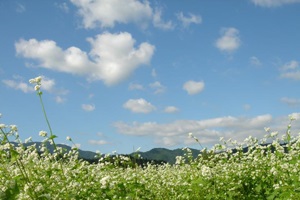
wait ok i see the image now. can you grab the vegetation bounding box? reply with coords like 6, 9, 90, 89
1, 76, 300, 199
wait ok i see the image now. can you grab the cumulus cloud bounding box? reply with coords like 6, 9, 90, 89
176, 12, 202, 28
15, 32, 155, 86
183, 80, 205, 95
114, 113, 300, 147
251, 0, 300, 7
281, 97, 300, 107
215, 27, 241, 53
70, 0, 153, 29
279, 60, 300, 80
82, 104, 95, 112
123, 98, 156, 113
164, 106, 179, 113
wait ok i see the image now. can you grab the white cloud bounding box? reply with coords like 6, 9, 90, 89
55, 96, 66, 104
149, 81, 166, 94
56, 2, 69, 13
279, 60, 300, 80
88, 140, 109, 145
123, 98, 156, 113
128, 83, 144, 90
114, 113, 300, 147
2, 79, 33, 93
281, 97, 300, 107
176, 12, 202, 28
70, 0, 153, 29
15, 32, 155, 86
251, 0, 300, 7
153, 8, 174, 30
183, 80, 205, 95
250, 56, 262, 66
280, 60, 299, 71
215, 28, 241, 53
164, 106, 179, 113
82, 104, 95, 112
2, 75, 57, 93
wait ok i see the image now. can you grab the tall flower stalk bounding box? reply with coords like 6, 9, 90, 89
29, 76, 65, 175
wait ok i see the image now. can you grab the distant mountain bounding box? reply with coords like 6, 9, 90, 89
11, 141, 98, 160
10, 142, 200, 164
134, 148, 201, 164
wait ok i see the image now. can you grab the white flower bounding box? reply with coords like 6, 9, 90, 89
25, 137, 32, 143
39, 130, 47, 137
35, 76, 42, 83
188, 132, 193, 138
0, 124, 6, 129
10, 125, 18, 132
34, 85, 41, 91
66, 136, 71, 141
264, 127, 270, 132
270, 131, 278, 137
29, 79, 36, 84
29, 76, 42, 84
100, 176, 110, 186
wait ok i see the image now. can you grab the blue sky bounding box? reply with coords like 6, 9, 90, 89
1, 0, 300, 154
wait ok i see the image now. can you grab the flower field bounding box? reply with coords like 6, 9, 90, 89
1, 77, 300, 199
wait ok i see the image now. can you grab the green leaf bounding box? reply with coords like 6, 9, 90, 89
49, 135, 57, 140
10, 149, 19, 162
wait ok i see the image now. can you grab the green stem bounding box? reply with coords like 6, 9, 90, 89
38, 93, 57, 150
37, 92, 66, 176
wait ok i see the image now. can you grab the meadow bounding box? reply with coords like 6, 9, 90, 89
1, 76, 300, 199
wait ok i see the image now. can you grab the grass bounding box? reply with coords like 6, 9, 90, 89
1, 76, 300, 199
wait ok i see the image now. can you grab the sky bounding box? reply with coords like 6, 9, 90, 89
1, 0, 300, 154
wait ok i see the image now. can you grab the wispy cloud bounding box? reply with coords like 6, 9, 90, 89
153, 8, 174, 30
176, 12, 202, 28
279, 60, 300, 80
250, 56, 262, 66
123, 98, 156, 113
88, 139, 109, 145
2, 79, 33, 93
15, 32, 155, 86
164, 106, 179, 113
55, 2, 69, 13
114, 113, 300, 147
183, 80, 205, 95
215, 27, 241, 53
251, 0, 300, 7
128, 83, 144, 90
149, 81, 166, 94
281, 97, 300, 107
82, 104, 95, 112
16, 3, 26, 13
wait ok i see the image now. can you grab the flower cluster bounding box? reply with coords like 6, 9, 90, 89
29, 76, 42, 93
